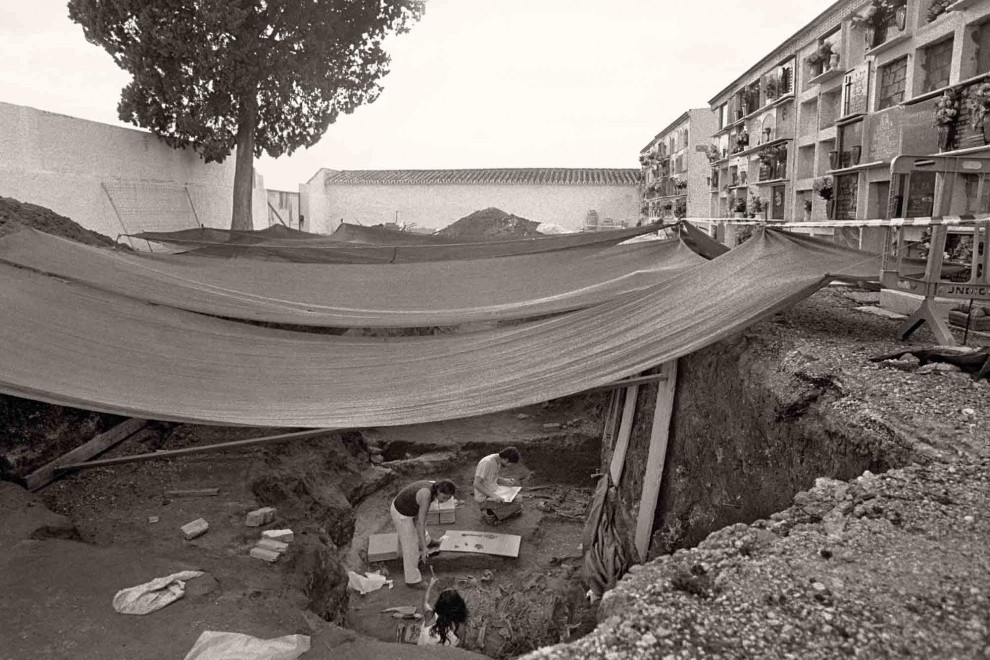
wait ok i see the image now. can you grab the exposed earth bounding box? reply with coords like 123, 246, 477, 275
1, 196, 989, 659
437, 207, 543, 240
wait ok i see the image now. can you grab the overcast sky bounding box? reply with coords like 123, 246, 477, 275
1, 0, 832, 191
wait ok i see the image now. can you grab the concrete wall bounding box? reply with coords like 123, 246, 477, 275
301, 172, 641, 233
0, 102, 267, 245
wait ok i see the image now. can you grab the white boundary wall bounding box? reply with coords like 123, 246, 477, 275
300, 171, 641, 234
0, 102, 267, 244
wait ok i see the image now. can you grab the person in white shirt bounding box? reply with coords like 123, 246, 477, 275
472, 446, 521, 503
417, 577, 467, 647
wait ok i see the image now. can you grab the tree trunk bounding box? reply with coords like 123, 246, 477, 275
231, 92, 257, 231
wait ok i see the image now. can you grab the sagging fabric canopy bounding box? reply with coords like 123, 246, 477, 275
0, 228, 704, 327
130, 224, 318, 245
138, 224, 667, 263
676, 222, 730, 260
329, 223, 456, 245
0, 229, 883, 428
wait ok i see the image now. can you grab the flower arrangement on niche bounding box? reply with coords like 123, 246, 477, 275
965, 82, 990, 129
926, 0, 953, 23
732, 197, 747, 214
764, 73, 779, 102
933, 90, 959, 126
674, 198, 687, 219
705, 144, 721, 164
851, 0, 907, 46
813, 177, 834, 201
748, 193, 766, 218
806, 41, 833, 67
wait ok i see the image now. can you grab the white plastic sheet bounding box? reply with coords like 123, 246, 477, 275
347, 570, 391, 595
112, 570, 204, 615
183, 631, 310, 660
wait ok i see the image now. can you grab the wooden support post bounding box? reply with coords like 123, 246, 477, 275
635, 360, 678, 562
609, 384, 640, 485
55, 427, 336, 474
24, 418, 148, 491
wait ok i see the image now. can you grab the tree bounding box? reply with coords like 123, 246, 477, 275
68, 0, 425, 230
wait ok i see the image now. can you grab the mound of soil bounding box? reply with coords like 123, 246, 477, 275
0, 195, 117, 246
438, 207, 543, 241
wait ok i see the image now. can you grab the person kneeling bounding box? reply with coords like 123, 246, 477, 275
418, 577, 467, 647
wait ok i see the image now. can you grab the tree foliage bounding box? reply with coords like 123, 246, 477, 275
69, 0, 424, 162
68, 0, 425, 228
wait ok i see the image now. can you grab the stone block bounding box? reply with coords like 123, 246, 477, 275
427, 499, 456, 525
262, 529, 294, 543
256, 538, 289, 553
181, 518, 209, 540
245, 506, 276, 527
368, 533, 399, 562
250, 546, 281, 562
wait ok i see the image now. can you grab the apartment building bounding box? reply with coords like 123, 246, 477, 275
643, 0, 990, 247
639, 109, 717, 222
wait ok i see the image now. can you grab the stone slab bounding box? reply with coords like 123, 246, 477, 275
438, 530, 521, 558
855, 305, 907, 320
879, 290, 954, 318
245, 506, 276, 527
256, 538, 289, 553
249, 546, 281, 563
180, 518, 208, 540
262, 529, 294, 543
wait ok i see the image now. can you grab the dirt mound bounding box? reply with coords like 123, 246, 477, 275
437, 207, 543, 241
0, 195, 117, 246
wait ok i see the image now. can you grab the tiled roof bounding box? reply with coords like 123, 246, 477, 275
322, 168, 640, 186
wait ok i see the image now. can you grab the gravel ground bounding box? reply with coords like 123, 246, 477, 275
528, 459, 990, 659
525, 286, 990, 660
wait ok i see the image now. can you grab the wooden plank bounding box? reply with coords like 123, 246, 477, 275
25, 418, 148, 491
635, 360, 678, 562
54, 427, 336, 473
609, 384, 640, 485
165, 488, 219, 498
439, 530, 521, 558
582, 373, 667, 395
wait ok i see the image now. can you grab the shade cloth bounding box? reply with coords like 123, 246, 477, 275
329, 222, 455, 245
676, 221, 731, 260
163, 224, 667, 263
0, 228, 703, 327
0, 229, 886, 427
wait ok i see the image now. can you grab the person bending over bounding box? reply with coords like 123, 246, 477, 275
417, 577, 468, 647
389, 479, 455, 587
473, 446, 520, 504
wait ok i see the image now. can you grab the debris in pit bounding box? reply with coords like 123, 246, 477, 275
180, 518, 209, 540
870, 345, 990, 379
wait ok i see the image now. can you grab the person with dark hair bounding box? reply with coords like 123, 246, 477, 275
473, 447, 521, 524
390, 479, 456, 587
417, 577, 468, 647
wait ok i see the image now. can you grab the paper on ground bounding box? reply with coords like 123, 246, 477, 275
183, 631, 310, 660
494, 485, 522, 502
112, 570, 204, 615
347, 570, 391, 595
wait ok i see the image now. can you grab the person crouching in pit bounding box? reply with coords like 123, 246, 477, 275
473, 446, 521, 524
389, 479, 455, 588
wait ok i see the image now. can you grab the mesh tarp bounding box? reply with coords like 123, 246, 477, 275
136, 223, 668, 263
0, 229, 884, 427
102, 181, 200, 243
0, 228, 703, 327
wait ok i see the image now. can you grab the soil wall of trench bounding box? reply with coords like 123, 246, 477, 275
607, 325, 913, 561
